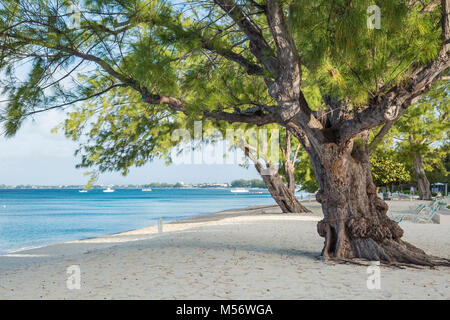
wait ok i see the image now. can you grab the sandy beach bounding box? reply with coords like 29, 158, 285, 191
0, 200, 449, 300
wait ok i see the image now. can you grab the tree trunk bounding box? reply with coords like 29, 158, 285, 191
284, 159, 296, 194
256, 165, 310, 213
413, 153, 432, 200
239, 139, 310, 214
302, 138, 449, 266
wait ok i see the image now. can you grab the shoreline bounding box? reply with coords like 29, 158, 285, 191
0, 188, 316, 256
0, 202, 318, 256
0, 201, 322, 276
1, 199, 449, 299
0, 203, 280, 256
0, 197, 433, 257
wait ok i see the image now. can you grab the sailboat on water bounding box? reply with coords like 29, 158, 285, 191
230, 188, 249, 193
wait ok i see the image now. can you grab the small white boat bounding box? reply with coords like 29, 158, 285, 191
103, 187, 115, 193
230, 188, 249, 193
78, 190, 88, 193
142, 188, 152, 192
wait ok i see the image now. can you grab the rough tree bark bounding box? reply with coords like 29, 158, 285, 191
413, 153, 432, 200
286, 127, 449, 266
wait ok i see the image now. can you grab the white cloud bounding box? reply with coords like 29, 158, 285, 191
0, 109, 76, 159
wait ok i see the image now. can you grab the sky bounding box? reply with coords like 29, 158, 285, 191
0, 109, 260, 186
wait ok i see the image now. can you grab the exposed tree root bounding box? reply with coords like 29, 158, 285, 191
308, 131, 450, 268
332, 257, 428, 269
368, 239, 447, 266
341, 238, 450, 268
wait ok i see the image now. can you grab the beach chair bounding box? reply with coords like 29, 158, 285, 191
391, 216, 403, 224
427, 199, 447, 210
410, 203, 427, 215
436, 200, 447, 210
413, 204, 439, 223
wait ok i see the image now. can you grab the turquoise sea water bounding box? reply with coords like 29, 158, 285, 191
0, 188, 280, 254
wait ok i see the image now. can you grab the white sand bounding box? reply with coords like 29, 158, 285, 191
0, 200, 449, 299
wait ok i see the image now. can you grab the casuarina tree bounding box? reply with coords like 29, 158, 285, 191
395, 81, 449, 200
1, 0, 449, 266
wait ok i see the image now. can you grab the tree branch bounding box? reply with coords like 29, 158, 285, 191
293, 143, 301, 164
141, 89, 281, 125
201, 41, 265, 75
4, 30, 135, 87
285, 130, 291, 159
338, 0, 450, 143
264, 0, 303, 120
265, 0, 299, 75
22, 83, 126, 117
204, 105, 282, 125
238, 137, 273, 171
442, 0, 450, 53
367, 120, 395, 154
262, 0, 325, 148
423, 0, 441, 13
213, 0, 279, 74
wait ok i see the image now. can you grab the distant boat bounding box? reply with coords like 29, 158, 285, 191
142, 188, 152, 192
230, 188, 249, 193
103, 187, 115, 193
78, 190, 88, 193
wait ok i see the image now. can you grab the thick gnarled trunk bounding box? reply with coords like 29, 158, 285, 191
305, 139, 449, 266
413, 153, 432, 200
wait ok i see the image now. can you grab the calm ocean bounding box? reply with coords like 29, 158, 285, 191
0, 188, 280, 254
